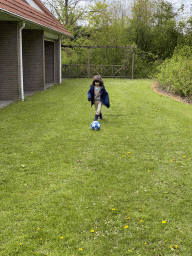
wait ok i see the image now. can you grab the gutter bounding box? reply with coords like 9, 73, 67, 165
19, 21, 25, 101
0, 8, 73, 37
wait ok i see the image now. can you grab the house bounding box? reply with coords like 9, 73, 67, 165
0, 0, 72, 102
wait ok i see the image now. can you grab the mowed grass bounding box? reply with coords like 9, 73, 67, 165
0, 78, 192, 256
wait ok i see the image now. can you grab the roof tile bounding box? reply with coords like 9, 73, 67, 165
0, 0, 72, 36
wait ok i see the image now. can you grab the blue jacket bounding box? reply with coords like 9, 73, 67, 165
88, 85, 110, 108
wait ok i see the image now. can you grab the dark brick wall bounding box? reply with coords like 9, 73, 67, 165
0, 24, 62, 101
0, 21, 20, 100
45, 41, 54, 83
22, 29, 45, 92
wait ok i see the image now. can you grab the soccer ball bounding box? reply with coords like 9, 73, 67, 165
91, 121, 101, 131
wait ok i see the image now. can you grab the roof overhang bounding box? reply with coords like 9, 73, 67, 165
0, 8, 73, 39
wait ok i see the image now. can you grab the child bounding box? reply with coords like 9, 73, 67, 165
88, 75, 110, 121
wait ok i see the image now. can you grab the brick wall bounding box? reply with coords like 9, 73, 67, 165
0, 21, 20, 100
22, 29, 45, 92
0, 24, 62, 101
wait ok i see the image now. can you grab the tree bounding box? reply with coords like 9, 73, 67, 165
130, 0, 154, 51
130, 0, 179, 59
41, 0, 94, 31
149, 0, 178, 59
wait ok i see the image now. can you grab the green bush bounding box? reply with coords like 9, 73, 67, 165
133, 48, 159, 78
155, 46, 192, 97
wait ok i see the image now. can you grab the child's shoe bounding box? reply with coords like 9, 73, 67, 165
98, 113, 103, 120
94, 114, 99, 121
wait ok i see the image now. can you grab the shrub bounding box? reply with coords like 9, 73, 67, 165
132, 48, 159, 78
155, 46, 192, 97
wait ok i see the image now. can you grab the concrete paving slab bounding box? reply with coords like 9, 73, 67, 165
0, 84, 54, 109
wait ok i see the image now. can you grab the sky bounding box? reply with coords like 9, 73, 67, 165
169, 0, 191, 12
169, 0, 192, 20
169, 0, 191, 8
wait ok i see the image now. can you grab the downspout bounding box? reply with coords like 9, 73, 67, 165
19, 22, 25, 101
59, 35, 63, 83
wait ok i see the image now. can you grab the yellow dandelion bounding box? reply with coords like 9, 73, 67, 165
126, 217, 130, 219
60, 236, 63, 239
124, 225, 128, 228
37, 228, 40, 230
19, 243, 22, 246
79, 248, 83, 251
162, 220, 166, 224
140, 219, 143, 222
144, 242, 147, 245
175, 245, 178, 249
122, 155, 125, 158
148, 170, 151, 173
183, 156, 186, 158
170, 245, 172, 249
112, 208, 115, 211
90, 230, 94, 233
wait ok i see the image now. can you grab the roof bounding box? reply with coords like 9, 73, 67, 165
0, 0, 72, 37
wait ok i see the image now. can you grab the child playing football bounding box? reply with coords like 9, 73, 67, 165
88, 75, 110, 121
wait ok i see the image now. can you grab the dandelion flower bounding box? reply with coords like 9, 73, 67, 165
148, 170, 151, 173
170, 245, 172, 249
60, 236, 63, 239
37, 228, 40, 230
20, 243, 22, 246
144, 242, 147, 245
90, 230, 94, 233
140, 219, 143, 222
126, 217, 130, 219
79, 248, 83, 251
124, 225, 128, 228
112, 208, 115, 211
175, 245, 178, 249
183, 156, 186, 158
162, 220, 166, 224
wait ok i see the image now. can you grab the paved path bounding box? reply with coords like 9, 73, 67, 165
0, 83, 54, 109
0, 100, 14, 108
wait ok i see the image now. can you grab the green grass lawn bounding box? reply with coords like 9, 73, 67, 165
0, 78, 192, 255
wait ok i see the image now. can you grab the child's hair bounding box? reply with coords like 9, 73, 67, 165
92, 75, 104, 86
